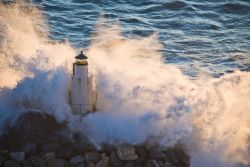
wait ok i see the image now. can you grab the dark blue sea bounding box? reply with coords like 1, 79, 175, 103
32, 0, 250, 77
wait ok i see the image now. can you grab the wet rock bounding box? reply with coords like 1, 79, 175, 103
5, 112, 65, 145
4, 160, 21, 167
72, 136, 96, 153
47, 158, 66, 167
147, 160, 159, 167
84, 152, 101, 162
100, 144, 115, 154
42, 143, 60, 153
57, 147, 77, 159
175, 149, 190, 167
145, 138, 158, 150
1, 149, 9, 155
135, 146, 148, 166
156, 160, 164, 166
21, 160, 33, 167
136, 157, 146, 166
77, 164, 86, 167
70, 155, 85, 166
70, 143, 85, 155
22, 143, 37, 155
125, 161, 136, 167
100, 153, 107, 159
87, 161, 95, 167
135, 146, 147, 158
43, 152, 56, 160
110, 151, 123, 167
163, 161, 175, 167
57, 136, 72, 147
10, 152, 25, 163
30, 156, 47, 167
165, 149, 180, 166
14, 112, 64, 133
0, 155, 7, 165
96, 156, 109, 167
149, 147, 165, 160
117, 145, 138, 160
162, 161, 176, 167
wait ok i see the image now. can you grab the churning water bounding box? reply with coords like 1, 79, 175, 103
36, 0, 250, 77
0, 1, 249, 167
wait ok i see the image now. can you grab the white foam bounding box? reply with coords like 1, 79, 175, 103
0, 3, 249, 167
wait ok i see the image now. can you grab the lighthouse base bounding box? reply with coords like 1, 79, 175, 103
71, 104, 95, 114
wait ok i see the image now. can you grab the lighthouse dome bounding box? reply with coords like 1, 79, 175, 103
75, 51, 88, 60
75, 51, 88, 65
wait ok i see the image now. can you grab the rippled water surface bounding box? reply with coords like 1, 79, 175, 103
33, 0, 250, 77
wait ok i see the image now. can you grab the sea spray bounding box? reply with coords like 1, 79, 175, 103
81, 22, 250, 166
190, 71, 250, 166
81, 22, 194, 147
0, 2, 249, 167
0, 2, 75, 127
0, 2, 75, 88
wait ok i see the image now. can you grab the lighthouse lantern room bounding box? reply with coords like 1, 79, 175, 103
71, 51, 96, 114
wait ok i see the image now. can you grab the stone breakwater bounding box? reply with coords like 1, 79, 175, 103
0, 112, 190, 167
0, 143, 189, 167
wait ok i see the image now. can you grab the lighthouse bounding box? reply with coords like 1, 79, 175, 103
71, 51, 97, 114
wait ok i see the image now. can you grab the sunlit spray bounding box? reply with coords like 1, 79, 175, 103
0, 2, 249, 167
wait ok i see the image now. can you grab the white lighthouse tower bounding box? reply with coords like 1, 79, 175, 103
71, 51, 96, 114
